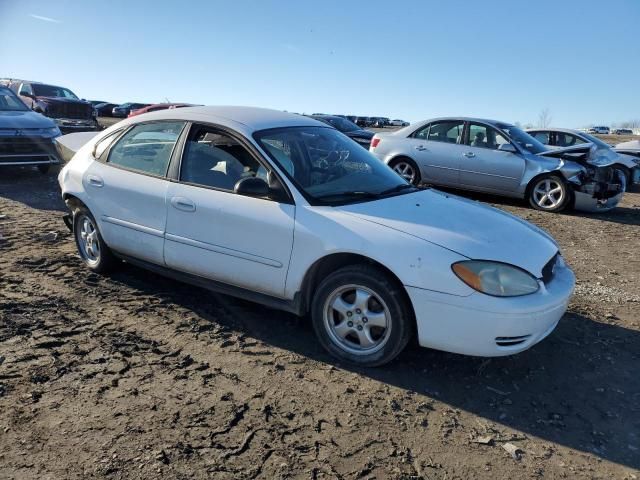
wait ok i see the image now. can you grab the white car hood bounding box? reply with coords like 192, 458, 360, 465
339, 189, 558, 278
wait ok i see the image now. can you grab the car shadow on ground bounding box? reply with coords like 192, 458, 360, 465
0, 168, 65, 212
109, 263, 640, 471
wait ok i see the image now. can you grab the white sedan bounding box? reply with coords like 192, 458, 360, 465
58, 106, 575, 366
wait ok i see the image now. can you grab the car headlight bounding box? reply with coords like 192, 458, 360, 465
44, 126, 62, 137
452, 260, 540, 297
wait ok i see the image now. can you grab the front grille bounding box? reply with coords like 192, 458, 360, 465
541, 253, 558, 284
0, 137, 55, 155
496, 335, 531, 347
47, 102, 92, 120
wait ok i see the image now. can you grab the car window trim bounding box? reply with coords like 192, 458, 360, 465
169, 121, 295, 205
103, 119, 188, 180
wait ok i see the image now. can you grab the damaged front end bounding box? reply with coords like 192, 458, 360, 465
538, 144, 626, 212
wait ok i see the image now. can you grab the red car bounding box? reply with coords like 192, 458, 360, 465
127, 103, 196, 117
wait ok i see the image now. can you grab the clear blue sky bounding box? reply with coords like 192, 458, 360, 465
1, 0, 638, 127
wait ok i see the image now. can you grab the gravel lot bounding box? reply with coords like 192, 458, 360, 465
0, 165, 639, 479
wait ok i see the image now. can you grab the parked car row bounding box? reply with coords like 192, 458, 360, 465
1, 78, 99, 134
56, 106, 576, 367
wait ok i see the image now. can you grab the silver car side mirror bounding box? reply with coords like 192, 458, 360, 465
498, 143, 517, 153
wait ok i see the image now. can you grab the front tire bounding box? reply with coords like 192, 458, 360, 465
389, 157, 421, 186
311, 265, 413, 367
73, 207, 117, 273
528, 175, 571, 212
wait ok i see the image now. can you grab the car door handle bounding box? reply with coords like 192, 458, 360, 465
170, 196, 196, 212
463, 152, 476, 158
415, 145, 427, 151
87, 175, 104, 187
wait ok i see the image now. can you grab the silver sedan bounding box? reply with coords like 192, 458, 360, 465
370, 117, 626, 212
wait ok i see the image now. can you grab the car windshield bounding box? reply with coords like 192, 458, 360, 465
0, 88, 29, 111
322, 117, 360, 133
32, 84, 79, 99
498, 124, 547, 154
578, 132, 611, 149
254, 126, 414, 205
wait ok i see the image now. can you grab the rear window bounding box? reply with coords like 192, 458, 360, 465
108, 121, 185, 176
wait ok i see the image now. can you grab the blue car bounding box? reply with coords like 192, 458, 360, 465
0, 85, 61, 173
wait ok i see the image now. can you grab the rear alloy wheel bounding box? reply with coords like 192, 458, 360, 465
311, 265, 413, 366
528, 175, 570, 212
73, 207, 117, 273
390, 158, 421, 186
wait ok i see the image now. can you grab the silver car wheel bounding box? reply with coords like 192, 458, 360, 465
393, 162, 416, 183
323, 284, 391, 356
533, 178, 565, 209
76, 215, 101, 266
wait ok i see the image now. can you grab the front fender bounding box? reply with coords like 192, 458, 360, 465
285, 205, 475, 300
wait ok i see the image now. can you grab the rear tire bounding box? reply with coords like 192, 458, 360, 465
389, 157, 421, 186
311, 264, 413, 367
528, 175, 571, 212
73, 206, 118, 273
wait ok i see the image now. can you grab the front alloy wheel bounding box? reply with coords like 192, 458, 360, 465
311, 265, 413, 366
529, 175, 569, 212
323, 285, 391, 355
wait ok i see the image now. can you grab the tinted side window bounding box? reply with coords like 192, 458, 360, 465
467, 123, 510, 150
108, 121, 184, 176
428, 121, 464, 143
531, 131, 550, 144
180, 127, 264, 191
94, 129, 125, 160
412, 124, 431, 139
557, 133, 585, 147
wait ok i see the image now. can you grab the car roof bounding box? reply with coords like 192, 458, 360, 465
410, 117, 516, 130
109, 106, 325, 134
526, 127, 587, 135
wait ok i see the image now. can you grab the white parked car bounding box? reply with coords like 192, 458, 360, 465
58, 106, 574, 366
389, 119, 410, 127
588, 126, 610, 135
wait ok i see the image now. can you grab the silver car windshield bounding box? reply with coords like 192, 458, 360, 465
578, 132, 611, 149
498, 124, 547, 154
255, 126, 413, 204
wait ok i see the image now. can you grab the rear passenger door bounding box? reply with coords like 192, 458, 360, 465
407, 120, 464, 185
163, 124, 295, 298
458, 122, 525, 194
83, 121, 186, 264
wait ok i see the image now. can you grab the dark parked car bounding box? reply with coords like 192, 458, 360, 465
112, 103, 150, 118
0, 85, 61, 173
2, 79, 99, 133
613, 128, 633, 135
355, 116, 373, 127
310, 115, 375, 148
89, 100, 108, 106
93, 102, 119, 117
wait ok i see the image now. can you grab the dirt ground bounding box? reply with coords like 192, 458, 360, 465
0, 166, 639, 480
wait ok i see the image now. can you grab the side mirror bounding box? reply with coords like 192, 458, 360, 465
498, 143, 517, 153
234, 176, 270, 198
20, 91, 34, 98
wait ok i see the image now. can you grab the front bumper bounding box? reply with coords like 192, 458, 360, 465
406, 261, 575, 357
53, 118, 99, 133
0, 135, 61, 167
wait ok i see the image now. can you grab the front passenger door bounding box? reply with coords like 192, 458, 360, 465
163, 124, 295, 298
458, 123, 525, 194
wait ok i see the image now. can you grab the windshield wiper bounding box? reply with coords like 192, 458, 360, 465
314, 191, 382, 201
378, 184, 418, 196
